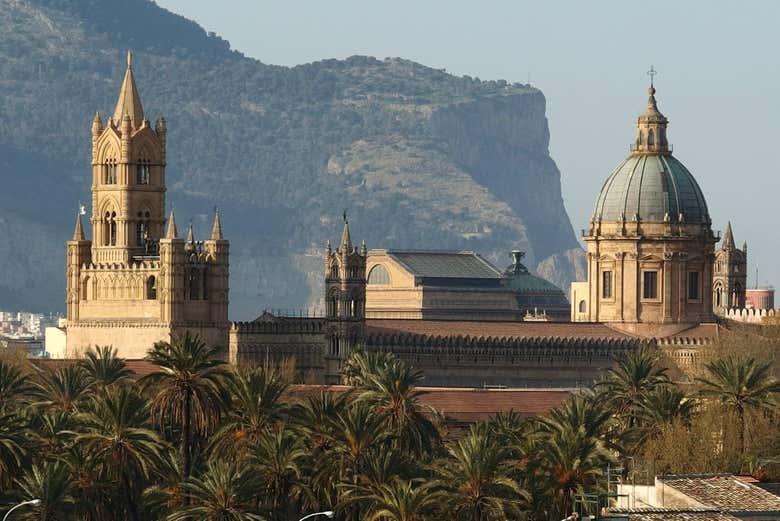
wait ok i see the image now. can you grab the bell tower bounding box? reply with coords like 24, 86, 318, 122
324, 215, 367, 382
64, 51, 229, 359
90, 50, 166, 265
713, 222, 747, 313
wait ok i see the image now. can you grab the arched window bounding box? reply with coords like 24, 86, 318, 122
81, 276, 90, 301
326, 291, 339, 317
188, 269, 200, 300
368, 264, 390, 285
647, 129, 655, 146
715, 286, 722, 307
638, 130, 644, 145
578, 300, 587, 313
136, 159, 151, 185
104, 158, 117, 184
330, 263, 339, 280
146, 276, 157, 300
104, 211, 117, 246
136, 210, 151, 247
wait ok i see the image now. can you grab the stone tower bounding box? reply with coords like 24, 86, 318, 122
64, 51, 229, 358
713, 222, 747, 313
574, 81, 718, 334
324, 216, 367, 382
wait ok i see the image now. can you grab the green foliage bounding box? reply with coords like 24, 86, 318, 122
0, 0, 580, 316
1, 332, 778, 520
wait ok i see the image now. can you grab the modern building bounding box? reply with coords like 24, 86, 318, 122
746, 287, 775, 310
64, 52, 229, 358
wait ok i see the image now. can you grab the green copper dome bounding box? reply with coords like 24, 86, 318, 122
594, 154, 710, 224
594, 86, 710, 225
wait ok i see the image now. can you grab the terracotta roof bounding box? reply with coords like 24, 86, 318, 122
667, 324, 721, 341
366, 319, 632, 340
610, 508, 740, 521
289, 384, 571, 422
659, 474, 780, 512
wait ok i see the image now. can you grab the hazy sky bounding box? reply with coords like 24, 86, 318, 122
158, 0, 780, 289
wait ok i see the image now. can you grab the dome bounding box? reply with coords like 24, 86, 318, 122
593, 85, 710, 224
594, 154, 710, 223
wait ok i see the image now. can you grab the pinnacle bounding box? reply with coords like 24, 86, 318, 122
72, 212, 85, 241
112, 50, 145, 128
210, 208, 223, 240
165, 210, 178, 239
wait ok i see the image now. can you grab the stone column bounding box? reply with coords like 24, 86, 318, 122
663, 252, 673, 321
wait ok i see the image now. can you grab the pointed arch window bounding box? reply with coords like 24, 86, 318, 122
330, 263, 339, 280
136, 159, 151, 185
136, 210, 151, 247
146, 276, 157, 300
104, 158, 118, 184
105, 211, 117, 246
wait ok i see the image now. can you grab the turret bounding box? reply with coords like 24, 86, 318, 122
324, 215, 367, 383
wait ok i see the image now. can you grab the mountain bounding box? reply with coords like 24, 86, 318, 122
0, 0, 584, 319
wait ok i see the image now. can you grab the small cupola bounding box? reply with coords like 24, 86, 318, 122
633, 70, 670, 155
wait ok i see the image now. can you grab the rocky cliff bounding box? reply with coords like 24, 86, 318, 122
0, 0, 584, 318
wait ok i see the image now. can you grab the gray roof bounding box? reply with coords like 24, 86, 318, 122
659, 474, 780, 512
385, 250, 502, 279
594, 154, 709, 223
610, 508, 740, 521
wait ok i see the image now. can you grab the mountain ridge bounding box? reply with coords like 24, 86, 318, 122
0, 0, 584, 318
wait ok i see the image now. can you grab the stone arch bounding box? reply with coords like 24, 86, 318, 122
647, 128, 655, 146
368, 264, 390, 285
578, 299, 587, 313
146, 276, 157, 300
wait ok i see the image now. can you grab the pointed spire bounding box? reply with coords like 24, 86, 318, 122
360, 239, 367, 256
72, 212, 85, 241
186, 222, 195, 243
210, 208, 223, 240
165, 210, 178, 239
339, 212, 352, 252
722, 221, 736, 250
92, 112, 103, 134
633, 68, 670, 155
112, 49, 144, 128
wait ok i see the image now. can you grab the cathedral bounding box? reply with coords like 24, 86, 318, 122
64, 52, 229, 358
62, 54, 743, 387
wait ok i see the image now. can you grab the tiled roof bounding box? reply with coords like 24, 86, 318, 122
610, 508, 740, 521
288, 385, 571, 422
366, 319, 633, 340
667, 324, 720, 341
659, 474, 780, 512
386, 251, 502, 279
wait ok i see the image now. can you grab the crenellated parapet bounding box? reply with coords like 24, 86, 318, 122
722, 307, 778, 324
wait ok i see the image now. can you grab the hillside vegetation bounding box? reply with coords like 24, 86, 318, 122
0, 0, 583, 317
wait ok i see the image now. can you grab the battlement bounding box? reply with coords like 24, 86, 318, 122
722, 307, 779, 324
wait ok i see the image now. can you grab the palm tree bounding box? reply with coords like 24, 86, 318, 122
0, 410, 27, 488
32, 363, 91, 413
355, 355, 440, 457
323, 401, 390, 521
437, 424, 526, 521
14, 461, 75, 520
141, 331, 230, 481
536, 394, 615, 518
359, 478, 441, 521
79, 345, 131, 388
632, 385, 695, 448
27, 409, 74, 459
209, 365, 289, 459
71, 386, 170, 521
697, 354, 780, 455
250, 427, 307, 519
596, 346, 670, 431
166, 460, 264, 521
0, 358, 32, 409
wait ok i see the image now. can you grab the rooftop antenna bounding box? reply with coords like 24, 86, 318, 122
756, 264, 759, 289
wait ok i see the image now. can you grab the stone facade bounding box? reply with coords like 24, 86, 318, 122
573, 84, 720, 335
64, 52, 229, 358
712, 222, 747, 313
